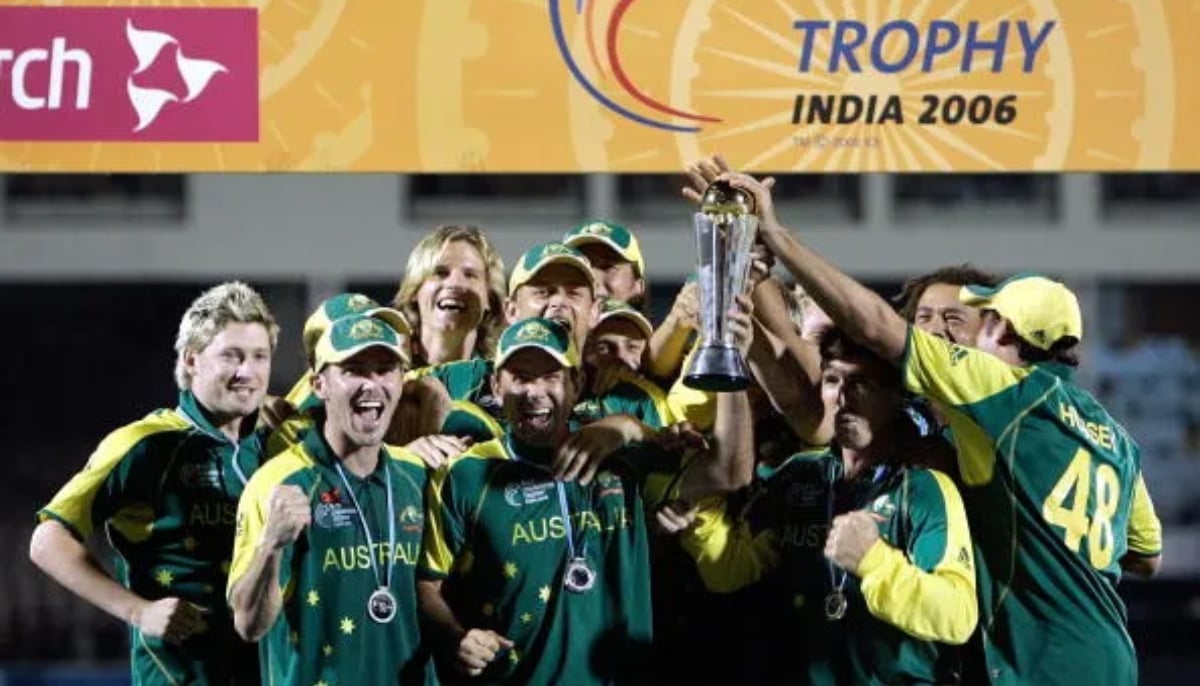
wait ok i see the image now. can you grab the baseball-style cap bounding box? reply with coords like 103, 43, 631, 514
302, 293, 410, 363
313, 313, 410, 372
563, 220, 646, 277
594, 298, 653, 339
495, 317, 580, 370
508, 242, 597, 294
959, 273, 1083, 350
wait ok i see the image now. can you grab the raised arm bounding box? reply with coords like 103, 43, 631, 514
724, 172, 909, 366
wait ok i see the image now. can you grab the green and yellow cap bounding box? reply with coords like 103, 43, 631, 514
563, 220, 646, 276
495, 317, 580, 370
508, 242, 597, 294
302, 293, 410, 364
959, 272, 1083, 350
313, 313, 410, 372
594, 298, 653, 339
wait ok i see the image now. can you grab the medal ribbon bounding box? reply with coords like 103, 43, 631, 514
505, 435, 589, 566
334, 459, 396, 593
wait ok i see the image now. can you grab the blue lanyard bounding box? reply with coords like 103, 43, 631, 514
334, 460, 396, 591
827, 460, 888, 591
506, 435, 587, 561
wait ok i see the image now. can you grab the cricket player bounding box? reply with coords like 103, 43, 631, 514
30, 281, 278, 685
727, 170, 1162, 686
228, 313, 433, 685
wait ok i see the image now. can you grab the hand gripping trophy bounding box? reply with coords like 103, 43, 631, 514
682, 179, 759, 392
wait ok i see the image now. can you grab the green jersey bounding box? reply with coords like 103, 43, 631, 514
683, 449, 975, 685
228, 425, 432, 686
420, 434, 681, 685
903, 326, 1162, 686
38, 391, 264, 685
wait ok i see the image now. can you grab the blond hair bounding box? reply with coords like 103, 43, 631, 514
392, 225, 507, 364
173, 281, 280, 389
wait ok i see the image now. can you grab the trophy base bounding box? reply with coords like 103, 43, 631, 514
682, 344, 752, 392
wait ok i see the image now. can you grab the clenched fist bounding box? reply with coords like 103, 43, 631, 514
456, 628, 514, 676
262, 485, 311, 551
133, 597, 209, 645
824, 510, 885, 574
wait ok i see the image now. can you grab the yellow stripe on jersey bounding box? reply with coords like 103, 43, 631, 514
856, 470, 978, 645
422, 468, 456, 577
226, 447, 314, 599
39, 410, 190, 539
1127, 472, 1162, 556
420, 439, 510, 577
282, 375, 311, 411
678, 497, 781, 594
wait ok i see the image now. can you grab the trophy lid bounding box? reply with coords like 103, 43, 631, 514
700, 180, 756, 215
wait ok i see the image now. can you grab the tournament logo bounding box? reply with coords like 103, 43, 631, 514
0, 6, 257, 141
503, 479, 554, 507
549, 0, 722, 133
313, 501, 357, 530
178, 460, 221, 490
785, 481, 825, 508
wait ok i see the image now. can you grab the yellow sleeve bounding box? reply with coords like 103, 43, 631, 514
903, 326, 1033, 409
282, 376, 311, 410
1126, 472, 1162, 557
226, 450, 310, 600
856, 470, 978, 645
39, 413, 183, 539
904, 326, 1047, 487
678, 497, 780, 594
226, 477, 270, 598
667, 347, 716, 431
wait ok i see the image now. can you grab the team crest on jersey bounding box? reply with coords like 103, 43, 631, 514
178, 460, 221, 490
595, 471, 624, 498
313, 501, 357, 529
785, 481, 825, 508
870, 494, 896, 518
503, 479, 553, 507
399, 504, 424, 532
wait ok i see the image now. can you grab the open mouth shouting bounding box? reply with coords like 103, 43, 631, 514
516, 405, 555, 433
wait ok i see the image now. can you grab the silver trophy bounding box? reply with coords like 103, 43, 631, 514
683, 180, 759, 392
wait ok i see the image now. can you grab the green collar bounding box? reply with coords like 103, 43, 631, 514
301, 415, 389, 480
176, 390, 259, 444
1037, 361, 1076, 381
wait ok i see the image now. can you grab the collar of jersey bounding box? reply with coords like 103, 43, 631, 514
301, 416, 390, 482
1036, 361, 1075, 381
176, 390, 260, 445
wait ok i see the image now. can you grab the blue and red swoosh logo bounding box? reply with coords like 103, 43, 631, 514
549, 0, 723, 132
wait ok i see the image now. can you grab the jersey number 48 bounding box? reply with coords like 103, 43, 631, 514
1042, 448, 1120, 570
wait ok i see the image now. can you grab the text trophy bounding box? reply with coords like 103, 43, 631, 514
682, 180, 759, 392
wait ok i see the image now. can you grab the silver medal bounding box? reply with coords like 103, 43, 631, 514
824, 590, 847, 621
368, 587, 397, 624
563, 557, 596, 593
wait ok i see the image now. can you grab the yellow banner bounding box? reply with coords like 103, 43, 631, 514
0, 0, 1196, 172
